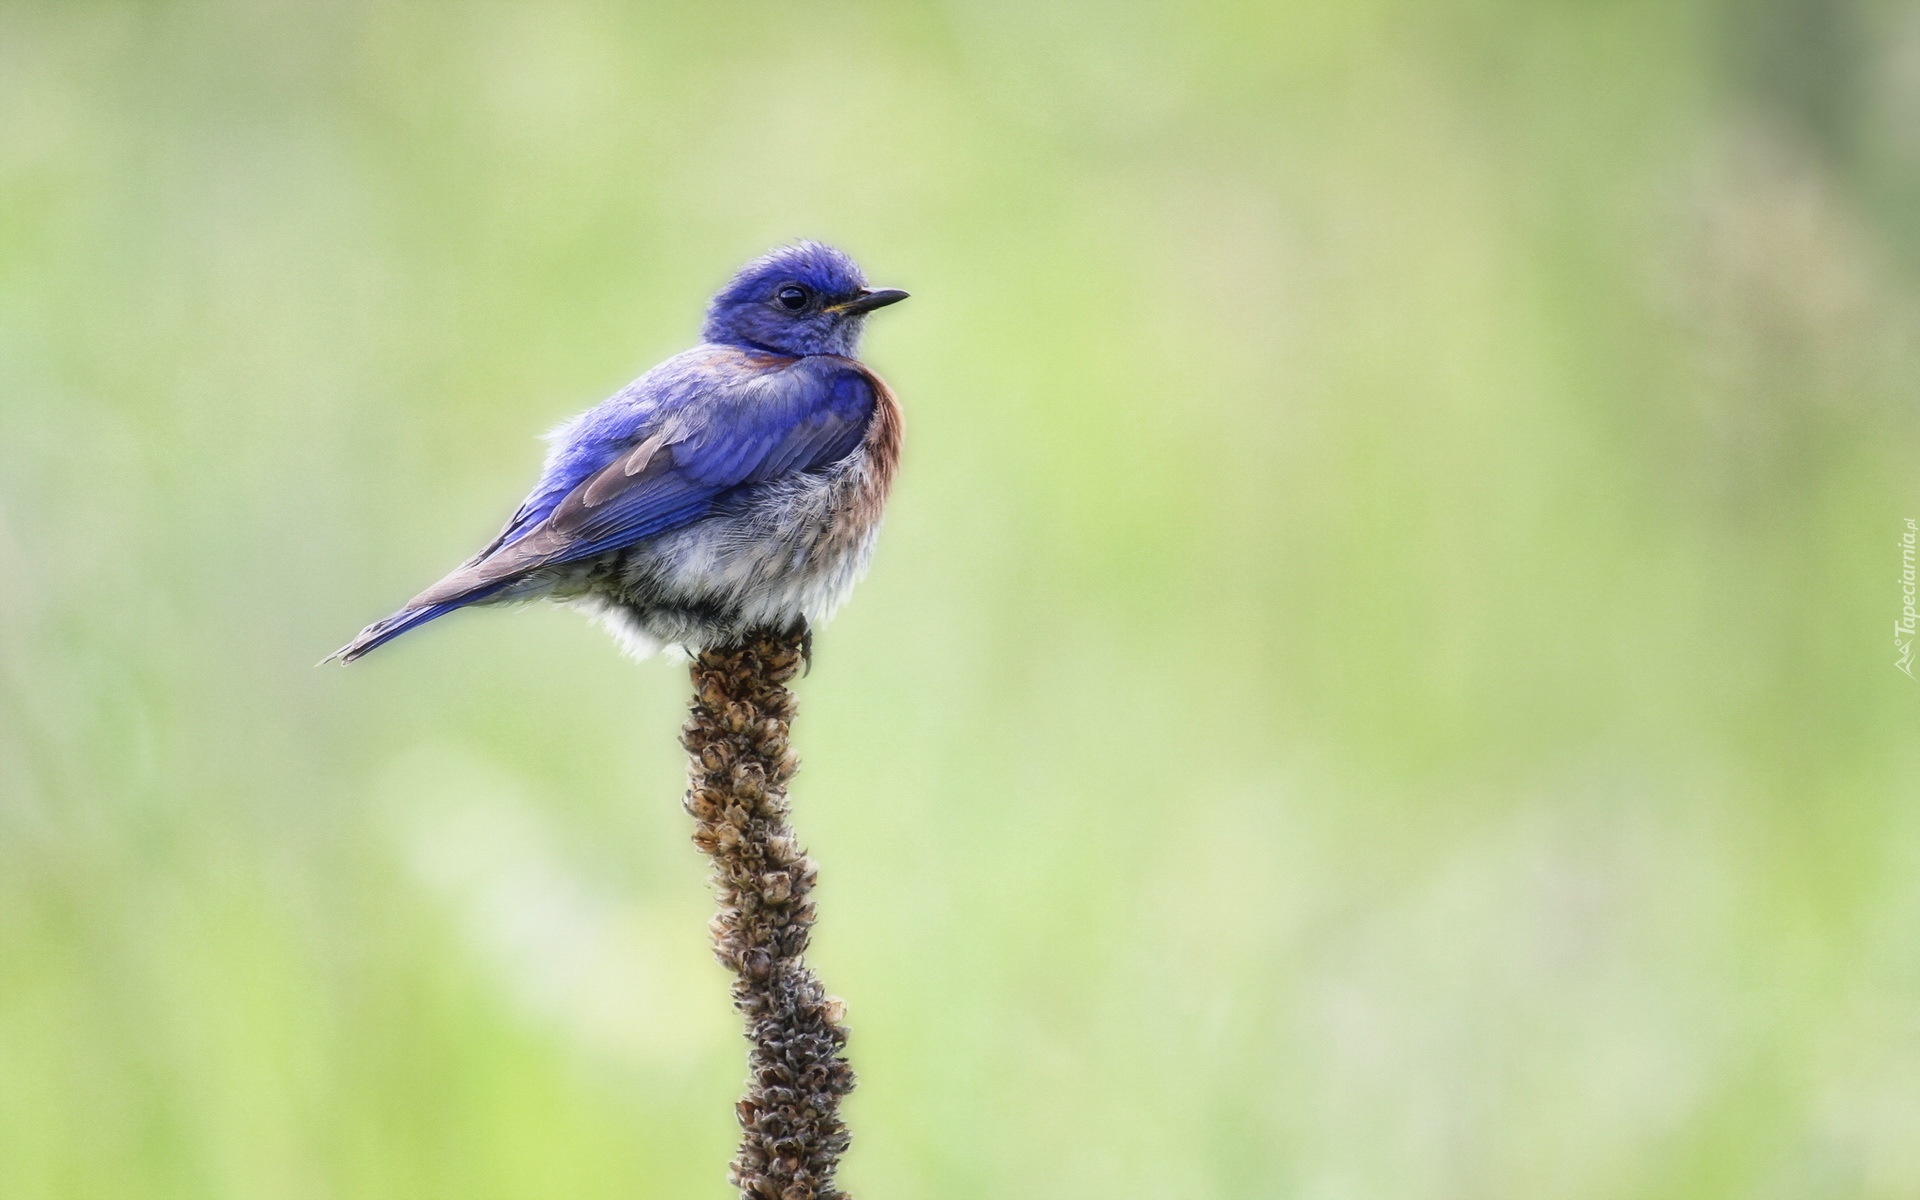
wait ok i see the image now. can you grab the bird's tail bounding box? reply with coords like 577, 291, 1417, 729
323, 583, 509, 665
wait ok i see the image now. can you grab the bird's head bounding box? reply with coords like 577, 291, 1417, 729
702, 242, 908, 358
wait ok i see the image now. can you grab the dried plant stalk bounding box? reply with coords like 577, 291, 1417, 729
682, 628, 856, 1200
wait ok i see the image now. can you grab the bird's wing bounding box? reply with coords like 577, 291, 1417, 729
404, 362, 876, 609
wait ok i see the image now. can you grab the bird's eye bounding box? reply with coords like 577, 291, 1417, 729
775, 285, 811, 312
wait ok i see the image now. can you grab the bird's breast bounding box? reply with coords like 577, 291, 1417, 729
583, 358, 901, 632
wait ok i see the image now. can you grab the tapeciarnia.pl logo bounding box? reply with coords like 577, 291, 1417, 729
1899, 519, 1917, 678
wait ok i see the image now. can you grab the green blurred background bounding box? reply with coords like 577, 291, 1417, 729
3, 1, 1918, 1196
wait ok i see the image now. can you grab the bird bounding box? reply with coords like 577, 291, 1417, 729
328, 242, 907, 665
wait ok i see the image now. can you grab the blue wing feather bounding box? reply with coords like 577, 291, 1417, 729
328, 350, 876, 662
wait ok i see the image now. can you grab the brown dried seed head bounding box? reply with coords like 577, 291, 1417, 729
687, 631, 852, 1200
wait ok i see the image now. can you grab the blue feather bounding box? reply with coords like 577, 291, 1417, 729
331, 241, 905, 665
324, 584, 510, 664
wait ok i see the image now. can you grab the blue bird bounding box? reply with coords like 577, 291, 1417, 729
329, 242, 907, 664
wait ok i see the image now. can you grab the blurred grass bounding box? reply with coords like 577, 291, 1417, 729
3, 0, 1920, 1196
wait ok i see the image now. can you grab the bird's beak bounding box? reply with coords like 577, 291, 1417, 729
836, 287, 910, 315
